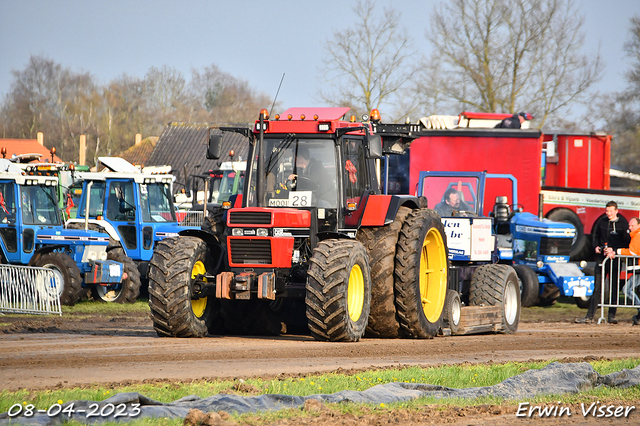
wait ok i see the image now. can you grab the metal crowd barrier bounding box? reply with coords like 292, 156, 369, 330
598, 255, 640, 323
178, 211, 205, 228
0, 264, 62, 316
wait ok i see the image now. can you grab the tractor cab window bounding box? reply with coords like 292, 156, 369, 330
218, 169, 245, 203
107, 181, 136, 221
19, 184, 60, 225
421, 176, 479, 217
78, 182, 106, 217
254, 137, 337, 208
140, 182, 176, 222
0, 182, 16, 223
342, 138, 367, 204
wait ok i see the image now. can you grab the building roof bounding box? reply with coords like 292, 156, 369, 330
147, 123, 249, 191
117, 137, 158, 166
0, 139, 63, 163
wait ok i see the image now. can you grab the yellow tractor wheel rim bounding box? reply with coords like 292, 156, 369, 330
191, 260, 207, 318
347, 264, 365, 322
419, 228, 447, 323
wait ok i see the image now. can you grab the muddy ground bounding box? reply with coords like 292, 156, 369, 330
1, 303, 639, 425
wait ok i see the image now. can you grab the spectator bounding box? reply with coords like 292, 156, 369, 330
576, 201, 630, 324
609, 217, 640, 325
495, 112, 527, 129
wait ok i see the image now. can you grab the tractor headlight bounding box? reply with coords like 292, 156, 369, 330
257, 228, 268, 237
536, 260, 544, 268
580, 260, 587, 268
232, 228, 243, 236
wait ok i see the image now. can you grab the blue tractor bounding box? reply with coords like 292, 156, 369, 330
0, 160, 129, 305
418, 171, 594, 308
67, 158, 199, 301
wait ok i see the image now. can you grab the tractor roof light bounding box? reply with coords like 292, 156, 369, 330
255, 122, 268, 131
313, 114, 319, 121
350, 115, 356, 123
259, 108, 269, 120
318, 122, 331, 132
287, 114, 293, 121
274, 114, 280, 121
370, 109, 381, 122
300, 114, 306, 121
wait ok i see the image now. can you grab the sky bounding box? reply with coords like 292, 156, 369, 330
2, 0, 640, 120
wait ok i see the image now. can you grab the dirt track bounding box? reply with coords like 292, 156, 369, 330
1, 308, 640, 392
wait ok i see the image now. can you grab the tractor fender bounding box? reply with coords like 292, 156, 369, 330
28, 245, 67, 266
360, 194, 424, 227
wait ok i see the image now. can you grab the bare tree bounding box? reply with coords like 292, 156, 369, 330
319, 0, 418, 120
142, 65, 190, 133
189, 64, 271, 125
592, 16, 640, 175
420, 0, 603, 127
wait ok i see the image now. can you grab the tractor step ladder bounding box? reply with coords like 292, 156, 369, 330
0, 265, 62, 316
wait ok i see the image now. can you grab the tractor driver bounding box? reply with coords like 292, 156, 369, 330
286, 146, 333, 206
434, 187, 471, 217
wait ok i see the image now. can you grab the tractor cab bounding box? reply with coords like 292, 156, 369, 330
70, 171, 181, 261
209, 108, 383, 237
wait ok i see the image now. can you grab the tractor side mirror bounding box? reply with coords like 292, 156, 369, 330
184, 177, 192, 198
366, 134, 382, 159
207, 133, 222, 159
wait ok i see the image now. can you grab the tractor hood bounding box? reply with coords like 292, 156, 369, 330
511, 212, 576, 238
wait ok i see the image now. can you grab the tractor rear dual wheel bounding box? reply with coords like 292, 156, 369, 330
148, 237, 219, 337
357, 206, 411, 337
394, 208, 448, 338
306, 239, 371, 342
469, 264, 521, 333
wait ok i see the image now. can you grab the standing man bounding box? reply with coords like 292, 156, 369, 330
607, 217, 640, 325
576, 201, 630, 324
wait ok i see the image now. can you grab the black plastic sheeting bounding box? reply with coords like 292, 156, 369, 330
1, 362, 639, 425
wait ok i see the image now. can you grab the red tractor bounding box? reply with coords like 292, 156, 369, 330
147, 108, 518, 340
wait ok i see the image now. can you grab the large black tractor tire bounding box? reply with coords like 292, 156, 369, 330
538, 282, 561, 306
148, 237, 220, 337
306, 239, 372, 342
513, 265, 540, 307
218, 299, 283, 336
443, 289, 462, 334
394, 208, 448, 339
357, 206, 411, 338
90, 249, 141, 304
547, 209, 589, 261
34, 252, 83, 306
469, 264, 521, 334
575, 266, 595, 309
575, 296, 591, 309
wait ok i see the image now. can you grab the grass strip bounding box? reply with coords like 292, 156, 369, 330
2, 358, 638, 425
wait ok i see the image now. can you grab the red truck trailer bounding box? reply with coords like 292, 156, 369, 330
541, 131, 640, 259
387, 113, 640, 261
